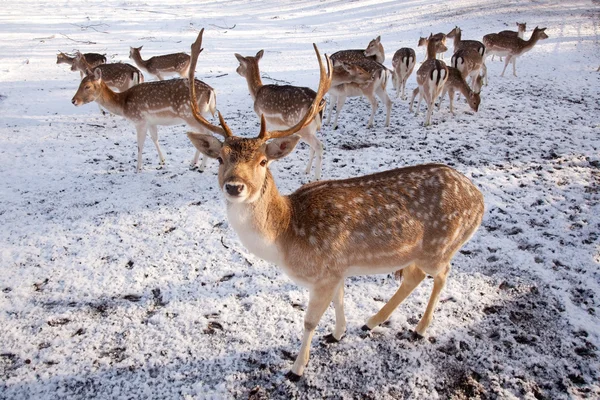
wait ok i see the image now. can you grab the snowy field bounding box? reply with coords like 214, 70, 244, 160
1, 0, 599, 398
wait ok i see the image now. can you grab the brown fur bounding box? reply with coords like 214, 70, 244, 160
129, 46, 190, 80
331, 35, 385, 65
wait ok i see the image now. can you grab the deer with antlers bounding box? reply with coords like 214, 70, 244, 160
129, 46, 191, 81
71, 30, 219, 172
409, 38, 449, 126
187, 33, 484, 380
57, 51, 107, 78
234, 49, 328, 180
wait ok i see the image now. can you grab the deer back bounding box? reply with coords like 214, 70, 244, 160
254, 85, 317, 128
392, 48, 416, 74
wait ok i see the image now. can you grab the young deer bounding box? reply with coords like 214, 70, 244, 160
409, 38, 449, 126
437, 67, 481, 114
418, 33, 447, 61
326, 58, 392, 130
330, 35, 385, 65
391, 47, 416, 100
447, 27, 486, 57
483, 27, 548, 78
234, 50, 327, 180
451, 47, 487, 89
57, 51, 106, 78
491, 22, 527, 61
129, 46, 191, 80
71, 30, 219, 172
187, 40, 484, 380
72, 52, 144, 91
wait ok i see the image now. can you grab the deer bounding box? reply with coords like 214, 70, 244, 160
330, 35, 385, 66
234, 50, 328, 180
129, 46, 191, 81
57, 51, 106, 78
72, 52, 144, 91
451, 47, 487, 90
391, 47, 416, 100
491, 22, 527, 61
418, 33, 447, 61
447, 27, 486, 57
186, 34, 485, 381
409, 38, 449, 126
436, 67, 481, 114
326, 58, 392, 130
482, 26, 548, 78
71, 30, 220, 172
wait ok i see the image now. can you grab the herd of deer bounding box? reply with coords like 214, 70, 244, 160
57, 23, 547, 379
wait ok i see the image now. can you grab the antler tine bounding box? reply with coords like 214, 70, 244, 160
188, 28, 230, 137
264, 43, 332, 140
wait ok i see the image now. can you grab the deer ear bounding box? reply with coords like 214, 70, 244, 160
376, 35, 381, 43
93, 68, 102, 80
234, 53, 245, 63
265, 135, 301, 161
187, 132, 223, 159
256, 50, 264, 60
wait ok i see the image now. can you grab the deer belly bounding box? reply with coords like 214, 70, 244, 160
142, 108, 185, 126
346, 262, 412, 277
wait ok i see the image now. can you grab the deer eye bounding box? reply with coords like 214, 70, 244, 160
260, 159, 267, 167
217, 157, 223, 165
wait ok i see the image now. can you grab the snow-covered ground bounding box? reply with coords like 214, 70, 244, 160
1, 0, 599, 398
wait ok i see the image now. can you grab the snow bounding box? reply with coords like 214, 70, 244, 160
1, 0, 599, 398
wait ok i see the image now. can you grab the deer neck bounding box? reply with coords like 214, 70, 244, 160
95, 82, 127, 117
456, 77, 473, 98
426, 41, 437, 60
519, 34, 541, 55
452, 30, 462, 48
243, 64, 263, 101
226, 171, 291, 264
131, 51, 147, 69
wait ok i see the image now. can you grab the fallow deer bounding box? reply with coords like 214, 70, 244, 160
129, 46, 191, 80
186, 36, 484, 381
57, 51, 106, 78
330, 35, 385, 66
491, 22, 527, 61
451, 47, 486, 89
418, 33, 447, 61
326, 58, 392, 130
436, 67, 481, 114
71, 30, 219, 172
447, 27, 486, 57
483, 26, 548, 78
234, 50, 327, 180
391, 47, 416, 100
409, 38, 449, 126
72, 52, 143, 92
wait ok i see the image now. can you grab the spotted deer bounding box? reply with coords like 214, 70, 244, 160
447, 27, 486, 57
483, 27, 548, 78
72, 52, 144, 91
418, 32, 447, 61
129, 46, 191, 80
491, 22, 527, 61
409, 38, 449, 126
71, 30, 219, 172
187, 38, 484, 380
234, 50, 327, 180
326, 58, 392, 130
57, 51, 107, 78
330, 35, 385, 66
391, 47, 416, 100
451, 47, 487, 89
436, 66, 481, 114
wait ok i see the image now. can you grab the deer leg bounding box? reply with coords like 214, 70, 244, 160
501, 55, 512, 77
300, 125, 323, 180
366, 94, 378, 128
416, 89, 424, 114
512, 57, 517, 77
148, 125, 166, 166
424, 96, 435, 126
325, 94, 336, 125
332, 95, 346, 130
376, 86, 392, 127
415, 264, 451, 336
324, 282, 346, 342
135, 124, 148, 172
288, 282, 339, 379
364, 264, 426, 329
409, 87, 419, 113
449, 89, 456, 115
438, 89, 446, 110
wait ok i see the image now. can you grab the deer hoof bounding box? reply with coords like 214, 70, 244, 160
285, 371, 302, 382
361, 324, 372, 332
323, 333, 343, 343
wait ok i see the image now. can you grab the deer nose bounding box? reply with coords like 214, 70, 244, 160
225, 183, 244, 197
71, 98, 77, 105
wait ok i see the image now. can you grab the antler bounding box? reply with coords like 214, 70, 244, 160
188, 29, 231, 137
261, 43, 332, 140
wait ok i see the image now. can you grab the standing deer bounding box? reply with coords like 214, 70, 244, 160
72, 52, 144, 91
71, 30, 220, 172
129, 46, 191, 80
187, 38, 484, 380
447, 27, 486, 57
451, 47, 486, 89
418, 33, 447, 61
483, 27, 548, 78
391, 47, 416, 100
234, 49, 327, 180
410, 38, 449, 126
57, 51, 106, 78
326, 58, 392, 130
491, 22, 527, 61
436, 67, 481, 114
330, 35, 385, 65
